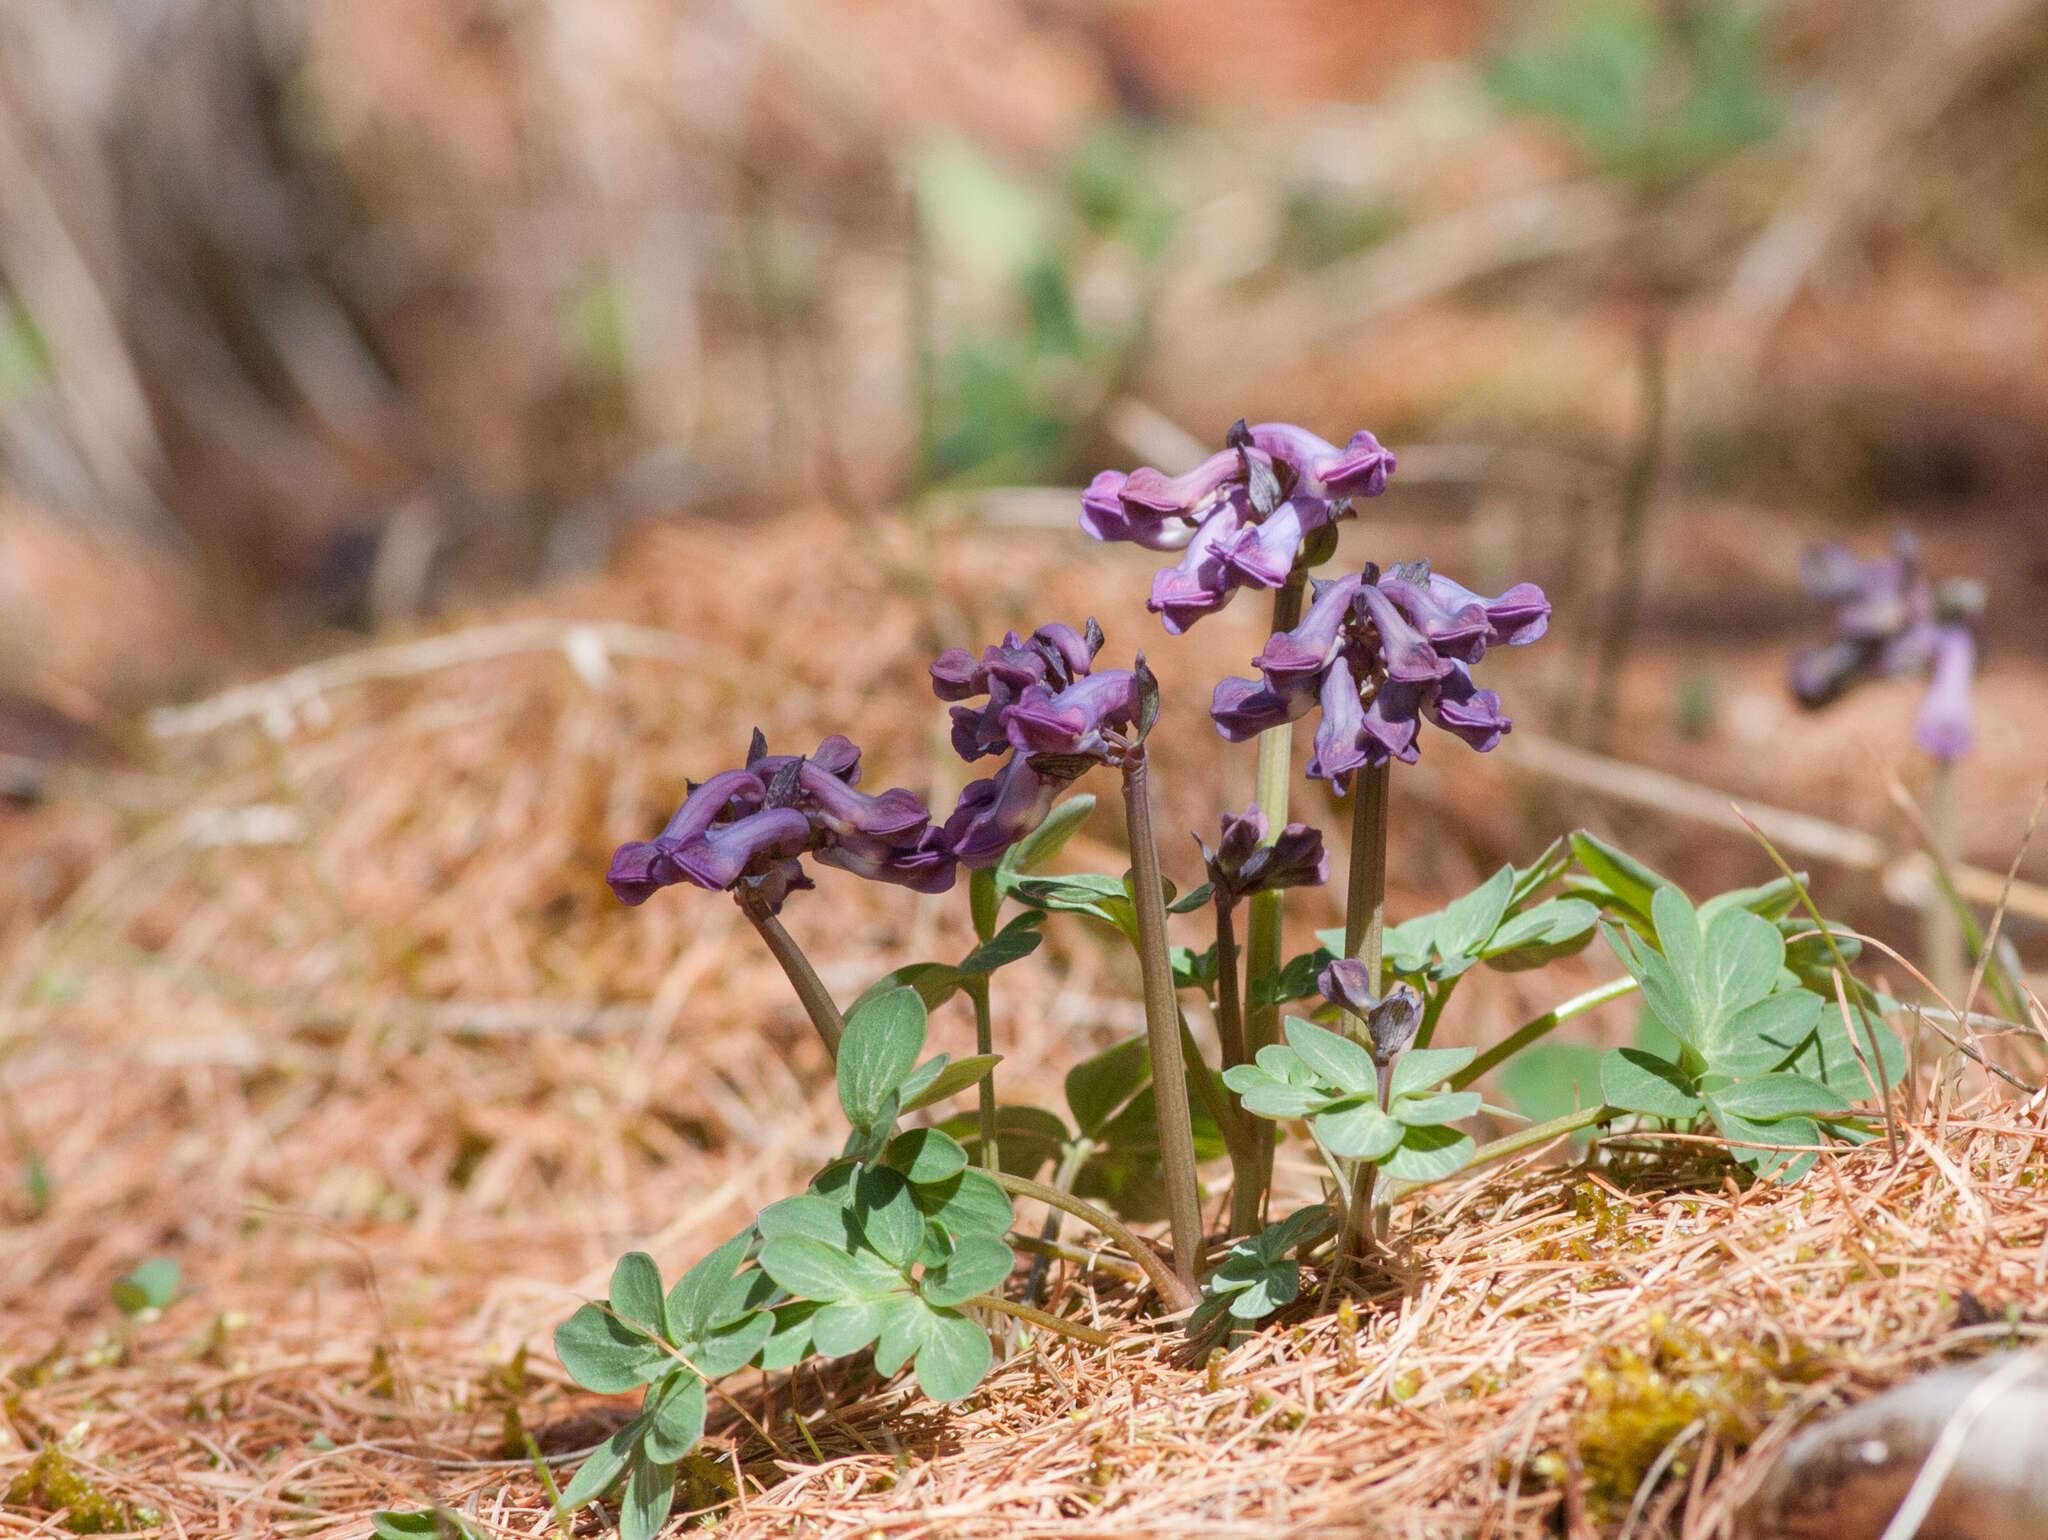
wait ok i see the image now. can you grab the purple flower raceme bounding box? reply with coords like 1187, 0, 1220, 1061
1209, 560, 1550, 787
1196, 804, 1329, 906
606, 732, 955, 912
1080, 420, 1397, 634
929, 619, 1149, 867
1788, 531, 1984, 763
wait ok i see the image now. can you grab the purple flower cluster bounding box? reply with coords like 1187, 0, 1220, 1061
607, 732, 954, 912
1197, 805, 1329, 906
1209, 562, 1550, 787
1081, 421, 1396, 634
930, 620, 1142, 867
1789, 531, 1983, 762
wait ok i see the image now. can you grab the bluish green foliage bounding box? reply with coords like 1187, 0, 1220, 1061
1190, 1204, 1335, 1332
111, 1258, 182, 1317
1225, 1019, 1482, 1183
1487, 0, 1780, 188
369, 1509, 487, 1540
1597, 884, 1898, 1181
552, 988, 1016, 1534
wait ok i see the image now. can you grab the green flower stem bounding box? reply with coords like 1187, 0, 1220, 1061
1449, 976, 1642, 1091
1121, 747, 1205, 1293
1336, 760, 1392, 1260
1385, 1103, 1615, 1202
736, 891, 844, 1059
989, 1171, 1197, 1312
965, 977, 999, 1172
1023, 1136, 1097, 1304
1926, 758, 1966, 1013
966, 867, 1002, 1171
1215, 896, 1266, 1240
1341, 761, 1391, 982
1242, 573, 1307, 1224
1212, 898, 1248, 1072
966, 1294, 1111, 1349
1010, 1232, 1144, 1287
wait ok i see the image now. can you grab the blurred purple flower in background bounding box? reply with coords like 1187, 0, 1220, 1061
1788, 530, 1984, 762
1209, 561, 1550, 787
607, 732, 955, 911
1197, 804, 1329, 905
930, 618, 1144, 866
1081, 420, 1396, 633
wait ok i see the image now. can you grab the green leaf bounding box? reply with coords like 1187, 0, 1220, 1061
969, 863, 1002, 941
1391, 1090, 1482, 1127
1172, 943, 1220, 992
1065, 1034, 1151, 1137
1282, 1018, 1376, 1097
371, 1510, 486, 1540
619, 1453, 676, 1540
1709, 988, 1822, 1078
913, 1308, 993, 1402
1380, 1124, 1475, 1182
640, 1371, 708, 1464
1000, 793, 1096, 877
1223, 1063, 1322, 1121
693, 1308, 775, 1376
757, 1300, 820, 1371
1095, 1081, 1227, 1164
911, 1167, 1015, 1238
554, 1303, 668, 1393
1706, 1073, 1849, 1121
556, 1417, 643, 1514
853, 963, 965, 1015
1696, 903, 1785, 1024
1250, 947, 1337, 1008
1388, 1046, 1477, 1098
1699, 874, 1801, 923
1433, 865, 1517, 961
884, 1128, 971, 1185
921, 1235, 1015, 1307
608, 1253, 669, 1343
1011, 872, 1138, 939
1378, 916, 1438, 978
1571, 830, 1671, 925
937, 1104, 1069, 1178
1167, 881, 1216, 915
853, 1166, 924, 1266
1480, 898, 1599, 970
1315, 1100, 1402, 1160
111, 1257, 182, 1316
839, 986, 928, 1130
811, 1296, 899, 1357
1501, 1042, 1607, 1126
1600, 1047, 1704, 1120
872, 1292, 930, 1377
758, 1236, 900, 1303
1507, 837, 1572, 908
958, 921, 1044, 977
756, 1193, 853, 1247
901, 1054, 1003, 1115
1715, 1109, 1822, 1183
1796, 1000, 1905, 1095
664, 1229, 756, 1338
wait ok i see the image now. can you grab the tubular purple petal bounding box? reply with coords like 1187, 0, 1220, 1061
1211, 674, 1313, 742
606, 840, 686, 906
944, 755, 1060, 869
654, 768, 767, 846
1421, 574, 1551, 648
1255, 574, 1364, 686
1119, 449, 1243, 518
1354, 583, 1448, 683
1308, 655, 1375, 786
1913, 624, 1975, 762
798, 761, 931, 838
1317, 957, 1379, 1017
672, 807, 814, 890
930, 647, 987, 702
1425, 663, 1511, 752
1003, 670, 1140, 759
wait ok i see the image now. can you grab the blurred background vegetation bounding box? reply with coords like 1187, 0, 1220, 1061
2, 0, 2045, 729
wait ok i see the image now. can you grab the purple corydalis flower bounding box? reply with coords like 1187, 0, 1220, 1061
930, 618, 1146, 867
1080, 420, 1397, 634
1197, 805, 1329, 904
1316, 960, 1423, 1064
606, 732, 955, 910
1788, 532, 1982, 763
1211, 561, 1549, 786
